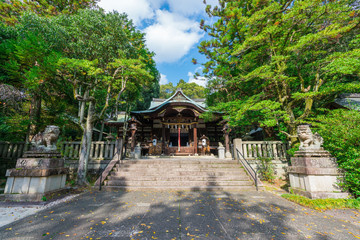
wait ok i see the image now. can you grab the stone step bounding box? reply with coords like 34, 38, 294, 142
107, 175, 250, 181
116, 164, 241, 169
110, 169, 246, 177
110, 171, 247, 177
105, 180, 253, 187
114, 165, 243, 172
102, 185, 255, 191
102, 158, 256, 191
119, 159, 236, 165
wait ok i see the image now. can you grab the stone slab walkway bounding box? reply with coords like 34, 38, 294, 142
0, 190, 359, 240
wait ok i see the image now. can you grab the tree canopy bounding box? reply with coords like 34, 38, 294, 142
0, 8, 159, 184
0, 0, 98, 25
160, 79, 206, 99
199, 0, 360, 143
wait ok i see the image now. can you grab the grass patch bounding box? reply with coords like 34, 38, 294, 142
282, 194, 360, 210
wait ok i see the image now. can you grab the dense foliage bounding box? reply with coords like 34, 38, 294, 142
199, 0, 360, 143
311, 109, 360, 198
0, 7, 159, 184
160, 79, 206, 99
0, 0, 99, 25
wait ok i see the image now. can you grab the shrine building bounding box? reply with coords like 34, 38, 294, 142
107, 88, 231, 156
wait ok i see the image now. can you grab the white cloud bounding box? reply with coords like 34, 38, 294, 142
148, 0, 166, 9
144, 10, 203, 63
159, 73, 169, 85
98, 0, 154, 25
188, 67, 209, 87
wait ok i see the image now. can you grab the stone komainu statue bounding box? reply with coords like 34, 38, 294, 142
297, 125, 323, 150
31, 125, 60, 151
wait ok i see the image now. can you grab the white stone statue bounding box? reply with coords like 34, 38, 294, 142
297, 125, 323, 150
31, 125, 60, 151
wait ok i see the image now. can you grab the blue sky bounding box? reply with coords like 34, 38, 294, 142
98, 0, 217, 87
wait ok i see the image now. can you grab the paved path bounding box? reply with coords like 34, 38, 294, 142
0, 190, 359, 240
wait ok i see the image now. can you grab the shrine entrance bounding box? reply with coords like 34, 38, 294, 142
107, 88, 227, 156
169, 133, 189, 147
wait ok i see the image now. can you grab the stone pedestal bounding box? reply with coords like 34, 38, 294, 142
4, 151, 68, 201
225, 151, 232, 159
218, 146, 225, 159
288, 149, 349, 199
134, 145, 141, 159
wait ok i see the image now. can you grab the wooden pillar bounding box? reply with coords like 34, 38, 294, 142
162, 124, 166, 154
215, 125, 218, 142
178, 126, 181, 152
131, 128, 136, 152
225, 132, 230, 154
193, 125, 197, 155
141, 125, 144, 142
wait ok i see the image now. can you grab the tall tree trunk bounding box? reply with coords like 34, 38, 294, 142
98, 121, 105, 141
26, 93, 42, 142
77, 100, 95, 185
284, 103, 298, 145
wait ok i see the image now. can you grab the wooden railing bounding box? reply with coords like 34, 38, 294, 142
0, 142, 27, 160
236, 140, 289, 160
0, 142, 28, 177
0, 141, 117, 161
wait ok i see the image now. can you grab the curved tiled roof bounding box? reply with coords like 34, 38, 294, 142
132, 88, 207, 114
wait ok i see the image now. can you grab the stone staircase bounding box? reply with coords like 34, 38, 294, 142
103, 157, 256, 191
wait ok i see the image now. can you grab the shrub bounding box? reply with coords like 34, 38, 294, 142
257, 157, 276, 183
282, 194, 360, 210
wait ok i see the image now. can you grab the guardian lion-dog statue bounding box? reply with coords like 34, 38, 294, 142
297, 125, 323, 150
31, 125, 60, 151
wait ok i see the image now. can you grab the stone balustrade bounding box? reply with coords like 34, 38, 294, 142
233, 139, 290, 177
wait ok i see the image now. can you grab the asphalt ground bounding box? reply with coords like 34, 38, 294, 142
0, 190, 359, 240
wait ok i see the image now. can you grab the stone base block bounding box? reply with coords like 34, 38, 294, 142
289, 173, 341, 192
289, 173, 349, 199
290, 187, 349, 199
225, 151, 232, 159
5, 174, 66, 195
218, 147, 225, 159
134, 147, 141, 159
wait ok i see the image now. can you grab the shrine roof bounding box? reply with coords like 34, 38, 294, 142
334, 93, 360, 111
132, 88, 207, 114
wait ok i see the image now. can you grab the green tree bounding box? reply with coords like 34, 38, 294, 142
0, 0, 98, 25
159, 80, 206, 99
55, 10, 157, 185
199, 0, 360, 143
159, 82, 175, 99
311, 109, 360, 197
177, 79, 206, 99
0, 13, 67, 140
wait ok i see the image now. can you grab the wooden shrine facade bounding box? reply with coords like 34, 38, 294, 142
107, 89, 228, 156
